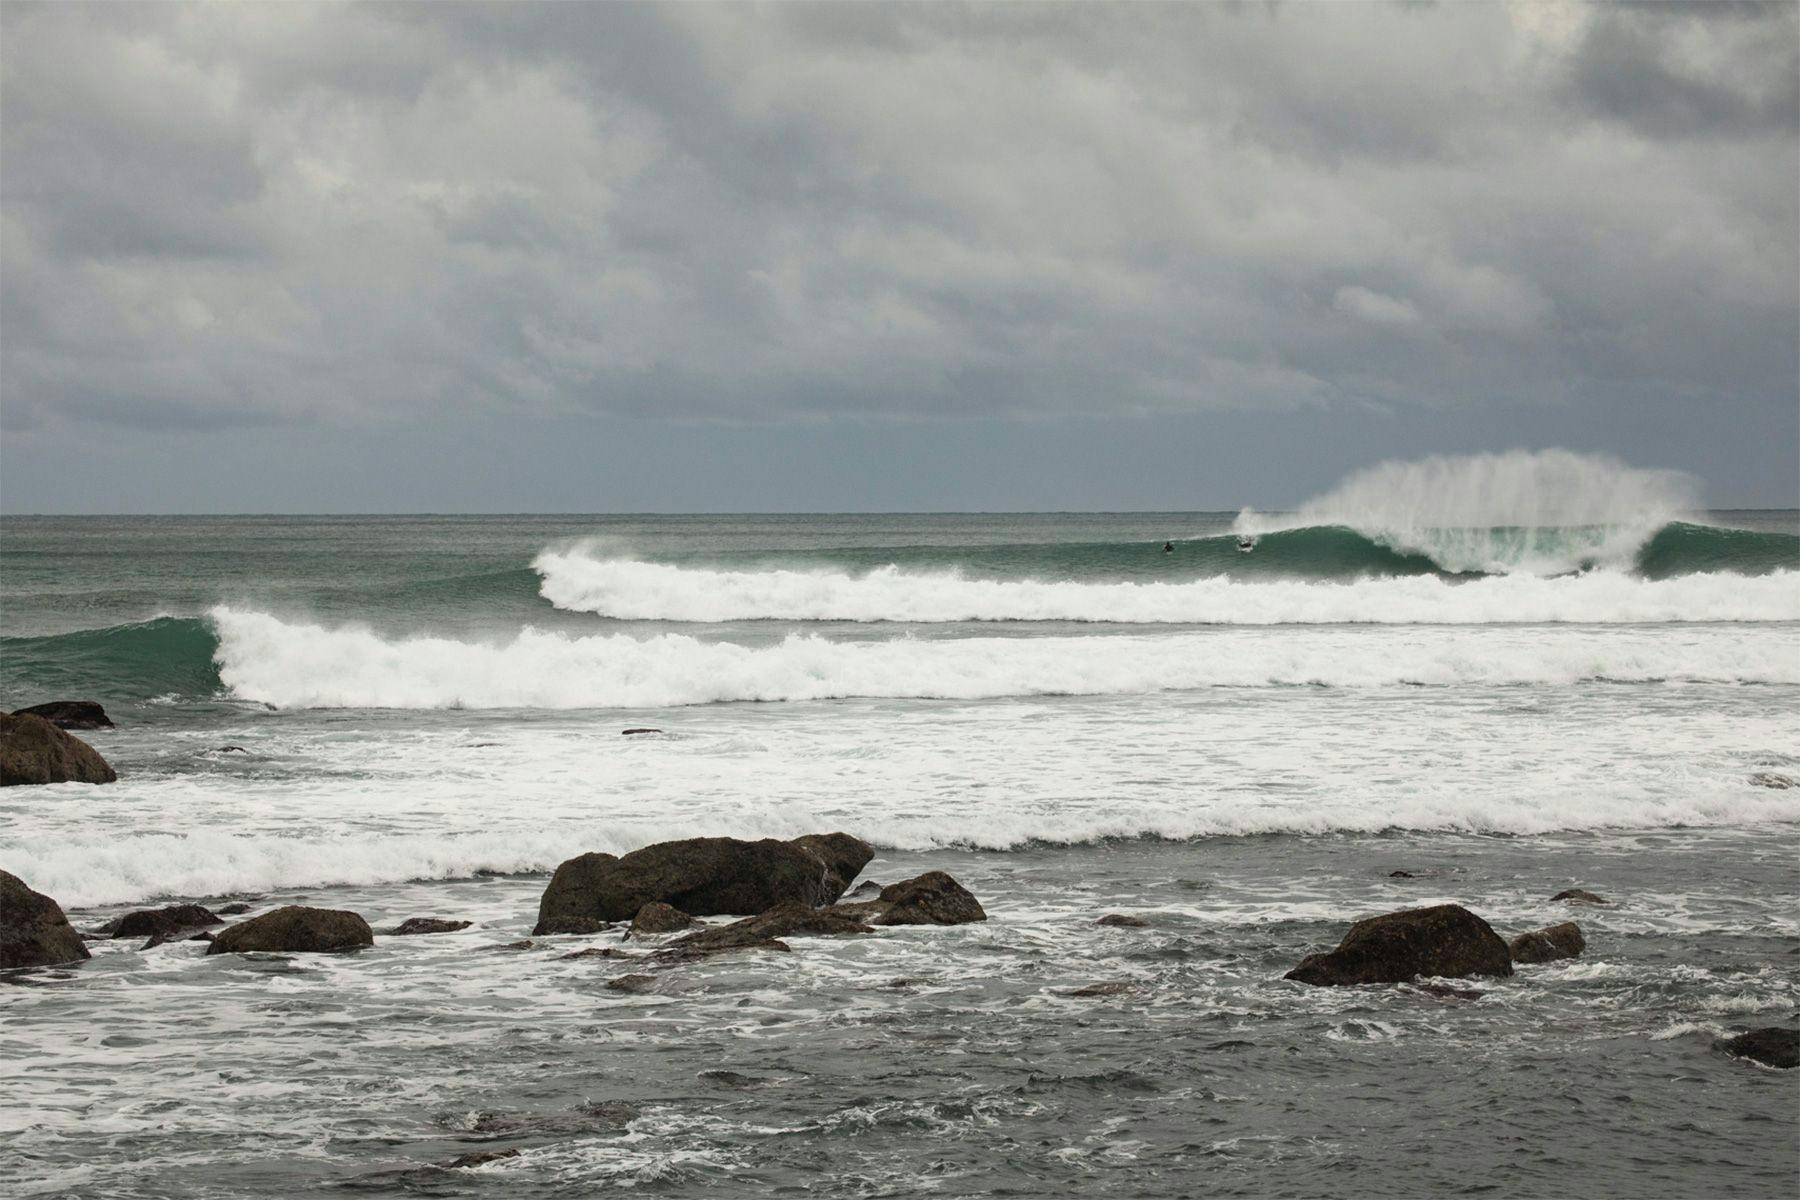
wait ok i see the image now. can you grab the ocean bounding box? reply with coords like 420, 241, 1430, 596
3, 469, 1798, 1195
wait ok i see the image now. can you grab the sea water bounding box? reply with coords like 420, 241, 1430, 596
2, 457, 1797, 1197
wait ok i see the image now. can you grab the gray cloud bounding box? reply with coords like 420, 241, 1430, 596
1, 1, 1794, 490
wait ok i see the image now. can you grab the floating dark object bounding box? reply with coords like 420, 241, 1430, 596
621, 728, 663, 736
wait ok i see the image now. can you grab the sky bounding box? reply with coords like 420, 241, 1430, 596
2, 1, 1796, 513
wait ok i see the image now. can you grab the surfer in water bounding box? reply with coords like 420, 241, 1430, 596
1163, 541, 1174, 553
1236, 534, 1256, 552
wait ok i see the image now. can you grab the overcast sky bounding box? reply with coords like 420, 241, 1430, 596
2, 1, 1795, 512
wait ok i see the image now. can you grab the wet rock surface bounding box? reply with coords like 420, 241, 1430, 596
10, 700, 114, 730
1508, 921, 1586, 964
831, 871, 987, 926
0, 713, 117, 786
1096, 913, 1150, 928
1718, 1027, 1799, 1069
534, 834, 874, 933
1285, 904, 1513, 987
626, 902, 695, 937
1550, 888, 1610, 905
0, 869, 90, 969
113, 904, 223, 940
383, 917, 473, 936
206, 906, 374, 955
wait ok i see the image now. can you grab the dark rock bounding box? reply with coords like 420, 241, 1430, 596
845, 880, 883, 899
1550, 888, 1609, 905
113, 904, 222, 940
1284, 904, 1513, 987
480, 940, 534, 952
831, 871, 987, 926
206, 905, 373, 955
1718, 1027, 1799, 1069
385, 917, 473, 936
533, 833, 874, 934
660, 903, 872, 960
1508, 921, 1586, 964
1748, 772, 1797, 789
142, 930, 215, 950
1389, 870, 1417, 878
446, 1148, 519, 1170
1412, 983, 1484, 1000
217, 902, 254, 915
11, 700, 113, 730
0, 869, 90, 969
621, 728, 663, 736
1063, 982, 1136, 997
1097, 913, 1150, 928
606, 973, 659, 993
558, 946, 639, 960
627, 902, 695, 937
699, 1070, 775, 1089
212, 746, 248, 754
0, 713, 118, 786
467, 1102, 637, 1135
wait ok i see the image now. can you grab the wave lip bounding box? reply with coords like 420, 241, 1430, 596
535, 548, 1800, 625
205, 606, 1800, 710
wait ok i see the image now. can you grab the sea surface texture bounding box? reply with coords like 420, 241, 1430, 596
3, 467, 1797, 1196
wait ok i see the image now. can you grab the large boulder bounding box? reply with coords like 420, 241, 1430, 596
1508, 921, 1585, 965
0, 713, 117, 786
832, 871, 987, 926
0, 869, 91, 969
113, 904, 222, 940
1718, 1028, 1799, 1069
533, 834, 873, 935
1285, 904, 1513, 987
11, 701, 113, 730
206, 905, 373, 955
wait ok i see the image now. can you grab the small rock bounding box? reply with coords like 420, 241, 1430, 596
1748, 772, 1797, 789
385, 917, 473, 936
1285, 904, 1513, 987
480, 940, 534, 952
1063, 982, 1136, 997
10, 700, 113, 730
698, 1070, 774, 1089
558, 946, 638, 960
1550, 888, 1609, 905
660, 903, 870, 960
621, 728, 663, 736
606, 973, 659, 993
845, 880, 883, 899
446, 1148, 519, 1170
1508, 922, 1586, 964
1719, 1027, 1799, 1069
1389, 870, 1417, 879
831, 871, 987, 926
627, 902, 695, 937
206, 906, 374, 955
142, 930, 216, 950
1412, 983, 1484, 1001
1096, 913, 1150, 928
217, 902, 255, 916
114, 904, 223, 940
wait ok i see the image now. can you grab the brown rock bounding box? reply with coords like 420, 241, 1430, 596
832, 871, 987, 926
0, 869, 90, 969
113, 904, 222, 940
1508, 921, 1586, 964
206, 905, 373, 955
605, 973, 660, 993
626, 902, 695, 937
0, 713, 117, 786
1550, 888, 1609, 905
10, 700, 113, 730
660, 903, 872, 960
385, 917, 473, 936
1097, 913, 1150, 928
446, 1148, 519, 1169
533, 834, 873, 934
1285, 904, 1513, 987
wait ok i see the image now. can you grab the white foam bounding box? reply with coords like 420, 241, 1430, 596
533, 550, 1800, 625
209, 606, 1800, 710
1234, 449, 1699, 574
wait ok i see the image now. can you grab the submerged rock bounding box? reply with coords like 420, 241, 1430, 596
1747, 772, 1797, 789
113, 904, 222, 940
1285, 904, 1513, 987
621, 727, 663, 736
11, 700, 113, 730
627, 902, 695, 937
1508, 921, 1586, 964
445, 1148, 519, 1170
831, 871, 987, 926
143, 929, 215, 949
206, 905, 373, 955
1097, 913, 1151, 928
384, 917, 473, 936
660, 903, 872, 960
216, 902, 255, 916
605, 973, 660, 993
1062, 982, 1136, 997
0, 869, 90, 969
533, 833, 874, 934
1718, 1027, 1799, 1069
0, 713, 118, 786
1550, 888, 1609, 905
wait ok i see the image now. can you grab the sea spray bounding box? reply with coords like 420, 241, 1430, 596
1235, 449, 1702, 574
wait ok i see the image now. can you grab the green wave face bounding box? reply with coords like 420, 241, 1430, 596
1634, 522, 1800, 579
1, 617, 223, 704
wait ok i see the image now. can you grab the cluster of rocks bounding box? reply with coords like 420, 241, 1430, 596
5, 832, 1792, 1072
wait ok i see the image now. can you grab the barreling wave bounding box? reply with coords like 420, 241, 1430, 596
199, 606, 1796, 709
0, 617, 223, 701
535, 547, 1800, 625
